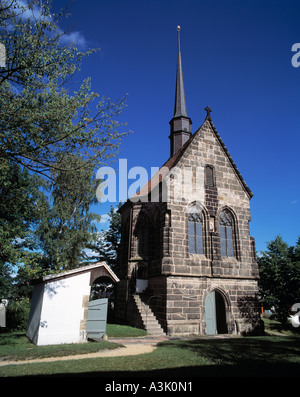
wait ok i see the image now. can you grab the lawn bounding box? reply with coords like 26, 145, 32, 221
0, 335, 299, 377
106, 323, 147, 337
0, 322, 299, 377
0, 332, 120, 362
0, 324, 145, 362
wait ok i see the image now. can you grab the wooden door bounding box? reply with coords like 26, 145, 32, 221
86, 298, 108, 340
205, 291, 217, 335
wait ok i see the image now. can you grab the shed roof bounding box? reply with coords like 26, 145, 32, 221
31, 262, 120, 285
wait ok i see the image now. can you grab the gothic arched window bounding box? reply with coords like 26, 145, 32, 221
188, 213, 204, 255
219, 209, 236, 258
137, 227, 149, 259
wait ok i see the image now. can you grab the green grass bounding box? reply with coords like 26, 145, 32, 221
0, 332, 120, 362
263, 317, 300, 336
106, 324, 147, 337
0, 325, 144, 362
0, 322, 299, 377
1, 335, 300, 377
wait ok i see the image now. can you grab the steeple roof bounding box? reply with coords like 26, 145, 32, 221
169, 26, 192, 157
173, 26, 188, 118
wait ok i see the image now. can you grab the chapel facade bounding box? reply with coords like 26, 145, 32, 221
115, 29, 260, 336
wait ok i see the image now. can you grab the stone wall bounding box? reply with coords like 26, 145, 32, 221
163, 119, 258, 280
115, 118, 260, 336
165, 276, 260, 335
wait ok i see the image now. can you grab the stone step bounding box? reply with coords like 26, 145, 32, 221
134, 305, 153, 314
133, 295, 166, 336
145, 329, 164, 335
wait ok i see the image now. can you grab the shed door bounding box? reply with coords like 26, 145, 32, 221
86, 298, 108, 340
205, 291, 217, 335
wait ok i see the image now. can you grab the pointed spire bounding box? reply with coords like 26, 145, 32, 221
174, 26, 188, 118
169, 26, 192, 157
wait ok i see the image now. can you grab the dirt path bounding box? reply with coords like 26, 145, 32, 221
0, 343, 157, 366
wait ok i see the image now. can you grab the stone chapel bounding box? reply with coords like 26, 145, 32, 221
115, 28, 260, 336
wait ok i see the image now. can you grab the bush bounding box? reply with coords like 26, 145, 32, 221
5, 298, 30, 331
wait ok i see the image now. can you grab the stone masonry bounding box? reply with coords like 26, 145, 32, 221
115, 116, 260, 336
114, 30, 260, 336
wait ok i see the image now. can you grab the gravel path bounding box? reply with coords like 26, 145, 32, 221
0, 342, 157, 366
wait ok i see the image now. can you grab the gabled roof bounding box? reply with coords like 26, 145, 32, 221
205, 116, 253, 199
31, 262, 120, 285
129, 113, 253, 202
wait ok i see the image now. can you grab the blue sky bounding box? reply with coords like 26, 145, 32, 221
51, 0, 300, 252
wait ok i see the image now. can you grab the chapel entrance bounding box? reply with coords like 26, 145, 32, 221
205, 290, 228, 335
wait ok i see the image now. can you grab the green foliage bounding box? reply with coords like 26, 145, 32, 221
5, 298, 31, 331
0, 0, 129, 290
0, 0, 128, 179
258, 235, 300, 324
35, 155, 101, 272
0, 262, 12, 298
87, 204, 121, 273
0, 161, 42, 264
0, 160, 45, 296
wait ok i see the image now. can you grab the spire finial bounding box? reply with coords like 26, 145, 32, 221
177, 25, 181, 51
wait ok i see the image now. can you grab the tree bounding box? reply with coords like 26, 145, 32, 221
0, 0, 128, 181
0, 0, 129, 280
103, 204, 122, 271
87, 204, 121, 273
35, 154, 101, 272
0, 161, 41, 263
258, 235, 300, 323
0, 160, 45, 295
0, 261, 12, 298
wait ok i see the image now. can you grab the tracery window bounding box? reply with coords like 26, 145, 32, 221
137, 227, 149, 259
219, 209, 236, 258
188, 213, 204, 255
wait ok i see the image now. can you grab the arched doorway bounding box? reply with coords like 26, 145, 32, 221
90, 276, 117, 323
205, 290, 228, 335
89, 262, 119, 317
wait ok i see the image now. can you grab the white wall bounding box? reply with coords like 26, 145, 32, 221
30, 272, 91, 346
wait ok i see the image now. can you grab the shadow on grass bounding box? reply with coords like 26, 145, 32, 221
20, 362, 300, 377
266, 321, 300, 336
18, 336, 300, 377
166, 336, 300, 361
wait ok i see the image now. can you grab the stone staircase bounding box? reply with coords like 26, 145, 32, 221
133, 295, 166, 336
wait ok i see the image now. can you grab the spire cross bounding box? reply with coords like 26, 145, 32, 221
205, 106, 212, 119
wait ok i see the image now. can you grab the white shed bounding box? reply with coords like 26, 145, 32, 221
26, 262, 119, 346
